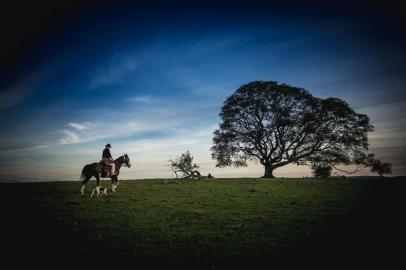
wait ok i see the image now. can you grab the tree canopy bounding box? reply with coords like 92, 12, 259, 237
211, 81, 374, 178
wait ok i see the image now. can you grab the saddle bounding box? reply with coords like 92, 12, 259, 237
100, 160, 113, 177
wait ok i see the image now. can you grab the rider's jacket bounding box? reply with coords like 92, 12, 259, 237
102, 148, 112, 160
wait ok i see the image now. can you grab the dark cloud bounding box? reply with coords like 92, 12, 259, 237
1, 0, 404, 82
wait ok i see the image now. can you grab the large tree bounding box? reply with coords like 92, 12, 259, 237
211, 81, 374, 178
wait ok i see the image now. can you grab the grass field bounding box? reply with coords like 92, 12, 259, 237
2, 178, 405, 269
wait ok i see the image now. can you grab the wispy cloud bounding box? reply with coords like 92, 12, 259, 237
68, 122, 96, 130
57, 119, 171, 146
0, 70, 49, 109
129, 95, 154, 104
0, 142, 50, 152
56, 98, 219, 146
89, 53, 139, 88
59, 130, 80, 144
60, 122, 98, 144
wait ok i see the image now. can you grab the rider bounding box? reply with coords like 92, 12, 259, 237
102, 143, 116, 176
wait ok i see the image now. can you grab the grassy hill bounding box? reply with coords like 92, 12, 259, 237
2, 178, 405, 269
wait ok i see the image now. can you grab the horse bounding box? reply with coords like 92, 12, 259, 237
80, 154, 131, 196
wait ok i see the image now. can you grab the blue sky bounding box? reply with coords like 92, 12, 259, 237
0, 2, 405, 181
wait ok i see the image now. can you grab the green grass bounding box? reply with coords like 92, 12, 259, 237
2, 178, 405, 268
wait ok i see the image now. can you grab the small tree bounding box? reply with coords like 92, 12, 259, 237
370, 159, 392, 180
312, 164, 332, 178
168, 151, 199, 179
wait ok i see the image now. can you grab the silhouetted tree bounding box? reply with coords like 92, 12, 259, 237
312, 164, 333, 178
370, 159, 392, 180
211, 81, 374, 178
168, 151, 199, 178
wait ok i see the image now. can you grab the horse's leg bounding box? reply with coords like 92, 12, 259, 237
110, 177, 115, 192
95, 174, 101, 196
111, 175, 118, 192
81, 176, 91, 195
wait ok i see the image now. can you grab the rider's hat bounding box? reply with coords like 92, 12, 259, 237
106, 143, 111, 148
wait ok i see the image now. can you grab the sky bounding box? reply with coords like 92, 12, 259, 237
0, 1, 405, 181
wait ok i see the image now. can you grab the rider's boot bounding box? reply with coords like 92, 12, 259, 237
111, 164, 116, 175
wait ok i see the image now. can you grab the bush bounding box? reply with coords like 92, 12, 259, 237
312, 164, 333, 178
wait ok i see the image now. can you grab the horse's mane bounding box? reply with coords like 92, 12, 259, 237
114, 155, 124, 162
114, 154, 128, 163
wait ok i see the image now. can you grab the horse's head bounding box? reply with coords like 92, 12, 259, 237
123, 153, 131, 168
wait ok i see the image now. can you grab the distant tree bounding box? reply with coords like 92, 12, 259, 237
312, 164, 333, 178
168, 151, 199, 179
211, 81, 374, 178
370, 159, 392, 180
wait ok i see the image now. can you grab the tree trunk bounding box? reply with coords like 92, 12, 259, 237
262, 164, 275, 178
